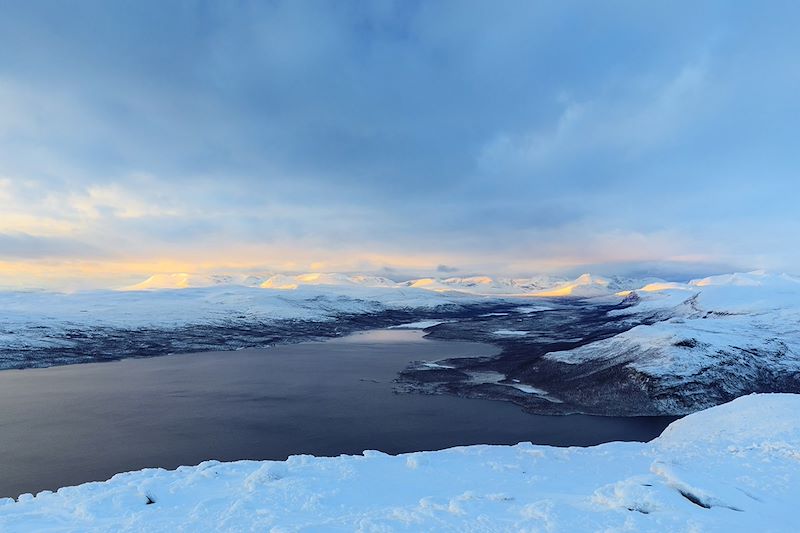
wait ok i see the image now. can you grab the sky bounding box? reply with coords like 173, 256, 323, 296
1, 1, 799, 288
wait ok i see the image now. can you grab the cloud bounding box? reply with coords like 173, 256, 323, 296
0, 232, 105, 260
478, 61, 711, 177
0, 1, 798, 280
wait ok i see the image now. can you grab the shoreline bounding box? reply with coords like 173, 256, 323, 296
0, 328, 673, 498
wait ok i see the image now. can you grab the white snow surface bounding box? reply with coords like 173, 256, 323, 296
388, 320, 449, 329
492, 329, 529, 336
2, 393, 798, 532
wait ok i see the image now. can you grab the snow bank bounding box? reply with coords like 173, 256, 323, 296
1, 394, 797, 532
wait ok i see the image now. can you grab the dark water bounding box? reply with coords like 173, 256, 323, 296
0, 330, 675, 498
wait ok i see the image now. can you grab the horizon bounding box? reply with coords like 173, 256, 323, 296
0, 265, 788, 293
1, 3, 799, 527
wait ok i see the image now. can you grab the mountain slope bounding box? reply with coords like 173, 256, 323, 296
542, 271, 800, 413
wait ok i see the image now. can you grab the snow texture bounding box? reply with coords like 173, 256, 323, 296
1, 393, 797, 532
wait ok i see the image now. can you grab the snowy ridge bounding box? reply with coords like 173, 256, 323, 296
546, 271, 800, 413
0, 271, 654, 368
1, 283, 490, 333
1, 394, 797, 531
0, 270, 664, 335
116, 271, 657, 297
408, 273, 660, 297
0, 282, 481, 368
121, 273, 266, 291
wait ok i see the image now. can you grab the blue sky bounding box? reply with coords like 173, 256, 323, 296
1, 1, 798, 286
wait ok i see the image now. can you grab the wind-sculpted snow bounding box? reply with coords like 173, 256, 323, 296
1, 394, 797, 532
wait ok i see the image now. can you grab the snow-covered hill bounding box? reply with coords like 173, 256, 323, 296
542, 271, 800, 413
0, 271, 665, 347
0, 271, 655, 369
118, 271, 655, 297
121, 273, 268, 291
1, 393, 797, 532
0, 281, 490, 369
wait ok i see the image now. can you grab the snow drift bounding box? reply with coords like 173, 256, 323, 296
1, 393, 797, 532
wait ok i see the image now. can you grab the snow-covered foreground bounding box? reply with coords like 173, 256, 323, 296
2, 394, 798, 532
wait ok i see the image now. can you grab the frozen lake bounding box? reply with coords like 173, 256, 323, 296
0, 329, 675, 498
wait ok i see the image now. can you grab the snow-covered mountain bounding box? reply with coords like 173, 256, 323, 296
402, 275, 563, 294
543, 271, 800, 413
1, 271, 658, 355
120, 271, 657, 297
399, 273, 643, 296
0, 280, 490, 368
2, 393, 797, 531
0, 271, 660, 368
260, 272, 399, 290
121, 273, 268, 290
